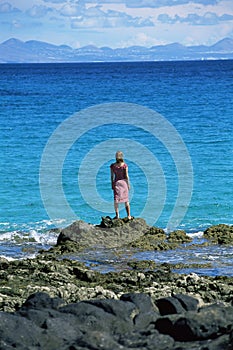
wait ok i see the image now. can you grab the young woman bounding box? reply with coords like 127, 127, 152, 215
110, 151, 132, 220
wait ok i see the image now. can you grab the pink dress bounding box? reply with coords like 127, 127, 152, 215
110, 163, 129, 203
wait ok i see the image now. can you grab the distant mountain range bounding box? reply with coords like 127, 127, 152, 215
0, 37, 233, 63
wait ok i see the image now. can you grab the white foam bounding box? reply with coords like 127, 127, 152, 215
0, 253, 38, 261
187, 231, 204, 238
0, 229, 56, 245
0, 231, 19, 242
27, 229, 58, 246
0, 255, 16, 261
207, 255, 217, 261
0, 217, 73, 244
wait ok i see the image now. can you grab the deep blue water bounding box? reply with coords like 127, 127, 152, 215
0, 60, 233, 273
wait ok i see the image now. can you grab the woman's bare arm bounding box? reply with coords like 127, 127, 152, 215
125, 167, 130, 190
110, 167, 115, 190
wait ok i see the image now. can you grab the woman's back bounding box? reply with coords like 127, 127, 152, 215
111, 162, 127, 182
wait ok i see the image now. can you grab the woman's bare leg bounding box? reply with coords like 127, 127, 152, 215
125, 202, 131, 219
114, 201, 119, 219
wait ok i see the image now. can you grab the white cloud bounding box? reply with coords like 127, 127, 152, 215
158, 11, 233, 25
182, 21, 233, 45
43, 0, 66, 3
26, 5, 52, 18
60, 3, 84, 16
0, 1, 20, 13
68, 5, 154, 28
85, 0, 123, 3
124, 0, 220, 8
1, 0, 232, 48
85, 5, 104, 17
119, 32, 166, 47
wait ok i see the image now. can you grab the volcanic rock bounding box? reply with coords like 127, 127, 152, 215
203, 224, 233, 244
56, 217, 150, 250
0, 291, 233, 350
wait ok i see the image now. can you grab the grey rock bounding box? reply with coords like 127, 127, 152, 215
156, 296, 186, 315
120, 292, 157, 313
118, 329, 175, 349
72, 330, 123, 350
57, 218, 150, 249
173, 294, 199, 311
155, 302, 233, 342
20, 291, 63, 310
120, 293, 160, 330
0, 311, 62, 349
60, 298, 136, 336
1, 292, 233, 349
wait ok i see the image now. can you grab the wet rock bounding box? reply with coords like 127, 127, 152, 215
170, 262, 213, 270
167, 229, 192, 243
203, 224, 233, 244
127, 225, 179, 251
0, 257, 10, 269
127, 259, 157, 270
129, 232, 178, 251
99, 215, 129, 228
145, 226, 167, 240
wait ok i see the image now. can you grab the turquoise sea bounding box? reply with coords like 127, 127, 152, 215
0, 60, 232, 275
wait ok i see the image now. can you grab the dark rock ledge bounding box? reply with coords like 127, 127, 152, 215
0, 291, 233, 350
0, 218, 232, 349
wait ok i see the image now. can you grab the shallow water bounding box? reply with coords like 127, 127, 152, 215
60, 235, 233, 277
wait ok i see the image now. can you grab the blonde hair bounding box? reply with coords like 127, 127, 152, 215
115, 151, 124, 163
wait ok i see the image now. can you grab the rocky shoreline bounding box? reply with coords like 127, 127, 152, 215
0, 218, 232, 349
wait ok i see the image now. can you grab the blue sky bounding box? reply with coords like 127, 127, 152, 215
0, 0, 233, 48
